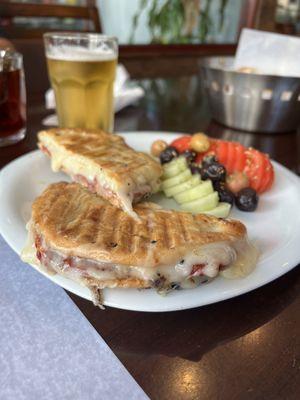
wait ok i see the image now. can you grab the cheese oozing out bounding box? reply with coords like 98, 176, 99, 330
39, 137, 160, 219
21, 222, 258, 294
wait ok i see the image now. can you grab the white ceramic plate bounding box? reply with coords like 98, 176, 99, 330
0, 132, 300, 312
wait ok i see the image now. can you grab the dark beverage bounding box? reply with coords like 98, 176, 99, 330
0, 69, 25, 136
0, 51, 26, 146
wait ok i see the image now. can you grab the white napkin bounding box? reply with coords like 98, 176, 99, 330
43, 64, 144, 126
234, 28, 300, 77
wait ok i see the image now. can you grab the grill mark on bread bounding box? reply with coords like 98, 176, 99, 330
37, 129, 163, 218
177, 213, 189, 242
148, 212, 166, 247
32, 182, 247, 267
121, 217, 134, 253
130, 215, 147, 255
110, 208, 125, 251
96, 201, 118, 249
94, 205, 107, 245
38, 128, 162, 184
161, 214, 172, 250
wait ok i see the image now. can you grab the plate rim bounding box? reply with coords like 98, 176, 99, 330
0, 131, 300, 312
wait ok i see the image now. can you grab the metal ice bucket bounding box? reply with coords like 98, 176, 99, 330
200, 57, 300, 133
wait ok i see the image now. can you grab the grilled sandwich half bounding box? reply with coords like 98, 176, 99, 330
38, 128, 162, 219
22, 182, 258, 306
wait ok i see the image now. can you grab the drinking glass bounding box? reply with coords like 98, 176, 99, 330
0, 50, 26, 146
44, 33, 118, 132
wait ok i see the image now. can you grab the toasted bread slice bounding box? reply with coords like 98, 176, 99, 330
22, 183, 258, 304
38, 128, 162, 219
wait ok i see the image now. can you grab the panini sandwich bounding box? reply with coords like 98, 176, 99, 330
22, 182, 258, 306
38, 128, 162, 219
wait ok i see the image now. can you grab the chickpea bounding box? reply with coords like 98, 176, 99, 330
190, 133, 210, 153
151, 139, 168, 157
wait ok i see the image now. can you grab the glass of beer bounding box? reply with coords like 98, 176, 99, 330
0, 50, 26, 146
44, 33, 118, 132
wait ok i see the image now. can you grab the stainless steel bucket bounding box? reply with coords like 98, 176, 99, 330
200, 57, 300, 133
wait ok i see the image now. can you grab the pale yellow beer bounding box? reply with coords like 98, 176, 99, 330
47, 56, 116, 131
44, 33, 118, 132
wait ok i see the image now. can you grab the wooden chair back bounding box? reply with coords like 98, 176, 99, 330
0, 1, 101, 39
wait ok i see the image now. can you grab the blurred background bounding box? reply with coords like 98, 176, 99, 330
1, 0, 300, 120
1, 0, 300, 42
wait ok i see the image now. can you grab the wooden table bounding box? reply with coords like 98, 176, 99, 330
1, 77, 300, 400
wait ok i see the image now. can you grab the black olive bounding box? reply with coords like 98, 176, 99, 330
190, 163, 202, 175
235, 187, 258, 212
201, 155, 218, 167
159, 146, 179, 164
182, 149, 197, 163
213, 181, 225, 191
201, 162, 226, 182
214, 182, 234, 205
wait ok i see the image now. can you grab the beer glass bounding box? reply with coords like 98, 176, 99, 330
0, 50, 26, 146
44, 33, 118, 132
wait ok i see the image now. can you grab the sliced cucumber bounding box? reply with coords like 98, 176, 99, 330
181, 192, 219, 212
164, 175, 201, 197
174, 180, 213, 204
163, 156, 186, 170
160, 155, 231, 218
161, 169, 192, 190
162, 157, 187, 179
201, 202, 231, 218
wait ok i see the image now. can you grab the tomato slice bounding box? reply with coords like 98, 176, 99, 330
170, 136, 274, 193
259, 156, 274, 192
215, 140, 228, 167
170, 136, 192, 153
226, 142, 237, 174
244, 149, 266, 193
233, 143, 247, 172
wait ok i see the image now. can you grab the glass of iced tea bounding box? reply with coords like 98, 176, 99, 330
44, 33, 118, 132
0, 50, 26, 146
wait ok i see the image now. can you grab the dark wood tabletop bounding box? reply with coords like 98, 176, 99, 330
1, 76, 300, 400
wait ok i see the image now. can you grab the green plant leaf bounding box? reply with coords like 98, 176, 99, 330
219, 0, 229, 31
129, 0, 149, 43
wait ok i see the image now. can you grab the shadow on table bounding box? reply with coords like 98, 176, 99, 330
70, 266, 299, 362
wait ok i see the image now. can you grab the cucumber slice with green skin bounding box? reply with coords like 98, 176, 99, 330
163, 157, 187, 179
164, 175, 201, 197
201, 202, 231, 218
161, 169, 192, 189
163, 163, 187, 179
174, 180, 214, 204
163, 156, 186, 170
181, 192, 219, 212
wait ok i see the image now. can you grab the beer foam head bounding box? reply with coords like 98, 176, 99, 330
46, 45, 117, 61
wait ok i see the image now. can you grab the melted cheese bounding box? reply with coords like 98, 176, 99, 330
39, 137, 160, 219
220, 239, 258, 279
21, 224, 259, 292
40, 135, 114, 187
39, 137, 139, 217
